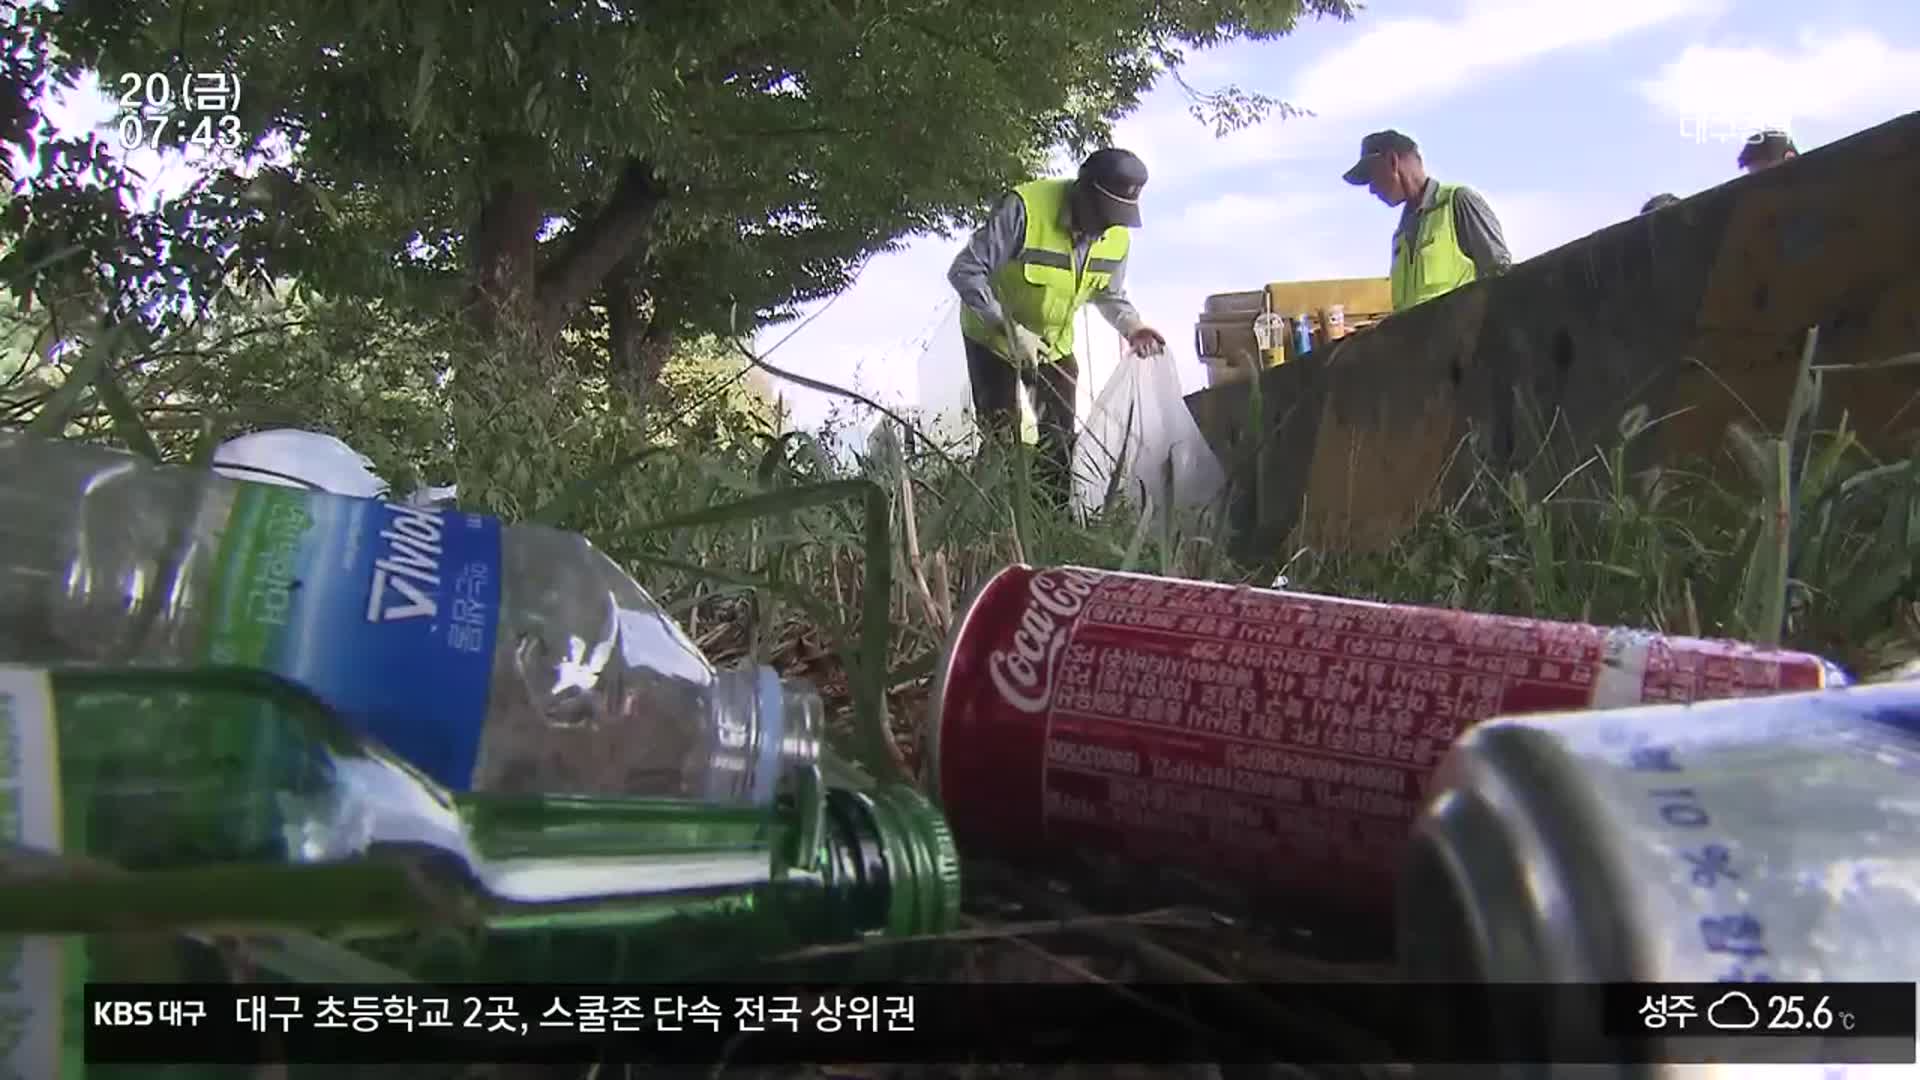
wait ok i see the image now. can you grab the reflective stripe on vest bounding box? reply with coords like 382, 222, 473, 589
1390, 183, 1478, 313
958, 179, 1132, 362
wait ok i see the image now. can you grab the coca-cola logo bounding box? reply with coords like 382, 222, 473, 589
987, 569, 1103, 714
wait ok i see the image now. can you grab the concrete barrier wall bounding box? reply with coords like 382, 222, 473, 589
1188, 109, 1920, 562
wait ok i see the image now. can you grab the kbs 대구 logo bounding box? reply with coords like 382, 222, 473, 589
986, 569, 1102, 714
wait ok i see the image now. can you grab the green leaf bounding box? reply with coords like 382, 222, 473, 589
23, 325, 126, 439
628, 552, 846, 640
407, 40, 442, 133
187, 413, 227, 467
93, 362, 161, 462
527, 446, 671, 526
888, 648, 937, 689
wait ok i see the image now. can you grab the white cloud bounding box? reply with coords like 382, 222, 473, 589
1158, 190, 1343, 239
1106, 85, 1335, 184
1636, 29, 1920, 148
1289, 0, 1727, 122
1108, 0, 1725, 188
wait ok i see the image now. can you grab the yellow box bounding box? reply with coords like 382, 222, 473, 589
1264, 277, 1392, 318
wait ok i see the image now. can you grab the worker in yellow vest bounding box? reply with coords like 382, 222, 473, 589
1341, 130, 1511, 314
948, 148, 1168, 506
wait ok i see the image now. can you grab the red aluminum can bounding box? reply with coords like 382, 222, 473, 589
927, 566, 1845, 914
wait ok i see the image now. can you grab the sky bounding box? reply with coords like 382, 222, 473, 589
29, 0, 1920, 447
756, 0, 1920, 441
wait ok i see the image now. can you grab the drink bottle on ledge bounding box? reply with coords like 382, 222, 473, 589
0, 433, 820, 803
0, 665, 961, 979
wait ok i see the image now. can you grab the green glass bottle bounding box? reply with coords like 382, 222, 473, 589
0, 664, 961, 972
356, 781, 961, 983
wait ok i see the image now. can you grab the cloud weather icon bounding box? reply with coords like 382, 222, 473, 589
1708, 991, 1761, 1030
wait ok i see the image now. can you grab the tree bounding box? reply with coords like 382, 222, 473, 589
5, 0, 1351, 393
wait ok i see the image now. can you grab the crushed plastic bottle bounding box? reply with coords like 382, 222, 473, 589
0, 434, 821, 804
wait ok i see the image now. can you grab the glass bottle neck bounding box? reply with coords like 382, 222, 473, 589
704, 665, 824, 806
456, 791, 800, 907
451, 775, 895, 931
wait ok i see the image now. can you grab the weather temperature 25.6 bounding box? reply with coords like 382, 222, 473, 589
1618, 982, 1915, 1041
1761, 993, 1848, 1032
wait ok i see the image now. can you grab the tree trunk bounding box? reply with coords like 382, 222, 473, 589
637, 320, 676, 391
466, 158, 669, 349
467, 181, 543, 339
606, 257, 646, 380
534, 158, 668, 341
607, 260, 679, 428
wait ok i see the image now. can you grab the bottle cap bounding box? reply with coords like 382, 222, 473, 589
845, 784, 963, 939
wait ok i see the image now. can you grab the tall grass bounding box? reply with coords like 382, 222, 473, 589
8, 290, 1920, 778
1282, 353, 1920, 680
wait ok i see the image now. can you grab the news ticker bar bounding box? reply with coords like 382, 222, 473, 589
85, 981, 1918, 1066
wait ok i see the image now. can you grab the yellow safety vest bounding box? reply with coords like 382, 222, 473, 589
959, 179, 1131, 362
1390, 182, 1478, 313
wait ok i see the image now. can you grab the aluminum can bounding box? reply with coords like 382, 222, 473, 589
927, 566, 1845, 915
1401, 680, 1920, 1078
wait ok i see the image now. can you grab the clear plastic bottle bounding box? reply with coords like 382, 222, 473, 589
0, 434, 821, 802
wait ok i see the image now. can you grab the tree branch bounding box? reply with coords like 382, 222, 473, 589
685, 124, 879, 140
532, 157, 667, 339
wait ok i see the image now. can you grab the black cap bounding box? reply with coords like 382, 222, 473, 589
1078, 147, 1148, 228
1342, 130, 1419, 185
1640, 193, 1681, 214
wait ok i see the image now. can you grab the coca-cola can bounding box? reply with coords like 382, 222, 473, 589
926, 565, 1847, 915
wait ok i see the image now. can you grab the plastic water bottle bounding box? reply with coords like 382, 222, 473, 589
0, 434, 822, 803
1292, 312, 1314, 357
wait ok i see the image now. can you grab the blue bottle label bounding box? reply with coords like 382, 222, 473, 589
205, 486, 503, 789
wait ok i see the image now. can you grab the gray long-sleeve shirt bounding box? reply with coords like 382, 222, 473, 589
947, 188, 1147, 350
1395, 176, 1512, 279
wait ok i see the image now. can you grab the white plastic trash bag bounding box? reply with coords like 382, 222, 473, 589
212, 429, 390, 499
405, 484, 460, 508
1072, 350, 1226, 520
211, 428, 458, 507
